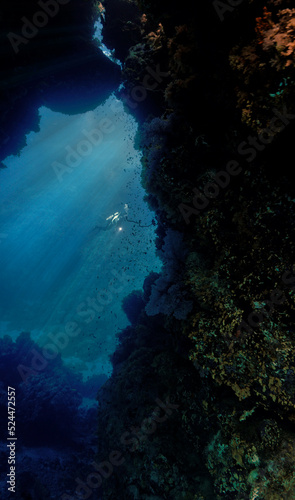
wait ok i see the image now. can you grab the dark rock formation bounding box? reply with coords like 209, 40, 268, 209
2, 0, 295, 497
96, 0, 295, 498
0, 0, 121, 163
102, 0, 143, 62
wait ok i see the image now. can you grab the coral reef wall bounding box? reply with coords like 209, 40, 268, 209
96, 0, 295, 498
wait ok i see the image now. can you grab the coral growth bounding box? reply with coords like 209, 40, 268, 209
96, 0, 295, 498
229, 2, 295, 131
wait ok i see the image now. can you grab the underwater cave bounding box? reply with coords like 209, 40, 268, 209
1, 0, 295, 499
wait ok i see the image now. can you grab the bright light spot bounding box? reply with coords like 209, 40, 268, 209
93, 20, 122, 67
118, 227, 122, 231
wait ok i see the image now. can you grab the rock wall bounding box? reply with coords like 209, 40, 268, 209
0, 0, 121, 163
96, 1, 295, 498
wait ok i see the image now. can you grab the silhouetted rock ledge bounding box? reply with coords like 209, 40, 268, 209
0, 0, 121, 162
96, 0, 295, 498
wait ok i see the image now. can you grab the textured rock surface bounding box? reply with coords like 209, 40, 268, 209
2, 0, 295, 497
96, 0, 295, 498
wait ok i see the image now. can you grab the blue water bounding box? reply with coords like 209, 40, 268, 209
0, 93, 161, 379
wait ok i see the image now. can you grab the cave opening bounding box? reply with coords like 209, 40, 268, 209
0, 91, 161, 379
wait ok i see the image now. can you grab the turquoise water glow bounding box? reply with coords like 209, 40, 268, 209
0, 93, 161, 378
